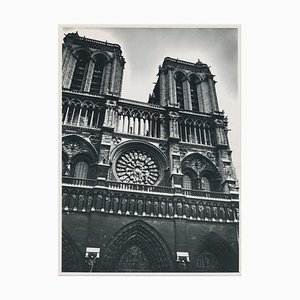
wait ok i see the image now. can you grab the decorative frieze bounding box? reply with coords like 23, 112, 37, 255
62, 187, 238, 223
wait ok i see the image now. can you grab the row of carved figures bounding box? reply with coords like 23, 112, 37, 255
62, 190, 239, 222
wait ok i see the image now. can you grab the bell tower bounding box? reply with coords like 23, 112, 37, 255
150, 57, 219, 112
62, 32, 125, 96
61, 33, 239, 273
150, 57, 238, 193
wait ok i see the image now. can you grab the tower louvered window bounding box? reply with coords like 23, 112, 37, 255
74, 161, 88, 179
176, 75, 184, 109
90, 58, 105, 94
70, 52, 89, 92
190, 77, 199, 112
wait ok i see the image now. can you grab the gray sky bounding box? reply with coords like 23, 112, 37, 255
62, 26, 240, 180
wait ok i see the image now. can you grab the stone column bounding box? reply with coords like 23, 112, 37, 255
62, 52, 76, 89
101, 60, 112, 95
182, 78, 192, 110
196, 81, 204, 112
159, 68, 167, 106
201, 77, 212, 113
83, 59, 95, 92
168, 68, 175, 104
208, 77, 219, 112
109, 56, 117, 94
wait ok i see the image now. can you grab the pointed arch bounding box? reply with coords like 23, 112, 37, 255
190, 74, 200, 112
174, 71, 185, 109
62, 228, 85, 272
190, 232, 238, 272
62, 134, 98, 163
90, 53, 109, 94
181, 153, 222, 191
70, 50, 90, 92
100, 220, 174, 272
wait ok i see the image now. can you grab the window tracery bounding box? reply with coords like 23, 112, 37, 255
116, 150, 159, 185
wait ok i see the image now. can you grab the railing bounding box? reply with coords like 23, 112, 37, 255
62, 176, 96, 187
182, 189, 232, 200
103, 180, 175, 194
62, 177, 239, 200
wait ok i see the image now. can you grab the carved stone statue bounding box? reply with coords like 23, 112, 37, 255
205, 206, 212, 220
129, 198, 135, 214
69, 194, 77, 210
153, 200, 159, 216
219, 207, 226, 220
160, 201, 166, 216
145, 200, 152, 215
168, 202, 174, 217
226, 207, 234, 221
95, 194, 102, 211
121, 198, 127, 213
137, 199, 144, 215
191, 204, 197, 219
212, 207, 219, 219
113, 196, 119, 213
65, 161, 71, 176
183, 203, 190, 218
176, 202, 183, 216
198, 205, 205, 219
105, 194, 111, 212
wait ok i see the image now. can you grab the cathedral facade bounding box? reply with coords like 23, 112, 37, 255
61, 32, 239, 273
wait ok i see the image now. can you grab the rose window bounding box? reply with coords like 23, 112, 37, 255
116, 150, 159, 185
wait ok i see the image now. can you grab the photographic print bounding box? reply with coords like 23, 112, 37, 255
60, 26, 240, 273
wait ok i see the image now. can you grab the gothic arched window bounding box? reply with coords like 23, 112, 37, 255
90, 56, 106, 94
183, 174, 193, 190
201, 176, 211, 191
74, 161, 89, 179
175, 73, 184, 109
190, 76, 199, 112
70, 51, 90, 92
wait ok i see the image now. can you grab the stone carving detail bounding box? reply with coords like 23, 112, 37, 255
189, 158, 206, 174
159, 143, 168, 154
199, 150, 216, 163
116, 150, 159, 185
63, 139, 90, 157
62, 189, 238, 223
219, 207, 226, 220
63, 140, 81, 156
180, 148, 188, 158
89, 135, 100, 145
198, 205, 205, 219
112, 136, 122, 145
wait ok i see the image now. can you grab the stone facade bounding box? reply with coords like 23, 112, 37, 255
61, 32, 239, 273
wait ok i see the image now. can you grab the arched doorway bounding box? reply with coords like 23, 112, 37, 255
62, 229, 85, 272
190, 232, 238, 272
100, 221, 174, 272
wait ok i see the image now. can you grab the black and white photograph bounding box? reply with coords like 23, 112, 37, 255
60, 26, 240, 273
2, 0, 300, 298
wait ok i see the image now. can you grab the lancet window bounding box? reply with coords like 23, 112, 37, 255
175, 73, 184, 109
90, 55, 106, 94
179, 119, 212, 145
62, 98, 104, 129
190, 75, 199, 112
116, 108, 162, 138
70, 51, 90, 92
74, 161, 89, 179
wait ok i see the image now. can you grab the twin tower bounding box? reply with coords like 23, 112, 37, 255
61, 31, 239, 272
